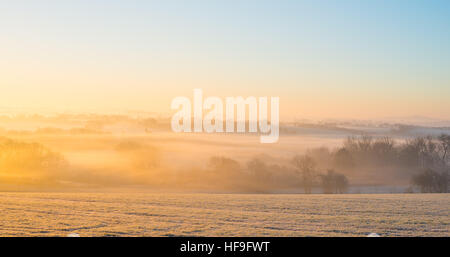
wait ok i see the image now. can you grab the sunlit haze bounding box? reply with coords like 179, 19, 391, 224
1, 0, 449, 120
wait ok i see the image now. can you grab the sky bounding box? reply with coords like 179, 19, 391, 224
1, 0, 449, 120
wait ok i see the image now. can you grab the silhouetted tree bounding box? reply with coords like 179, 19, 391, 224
209, 156, 240, 172
437, 134, 450, 164
320, 170, 335, 194
371, 136, 396, 164
247, 158, 272, 182
412, 168, 449, 193
319, 169, 349, 194
334, 173, 349, 193
333, 148, 354, 170
292, 155, 316, 194
0, 138, 65, 169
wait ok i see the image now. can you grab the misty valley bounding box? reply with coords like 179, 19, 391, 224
0, 113, 448, 194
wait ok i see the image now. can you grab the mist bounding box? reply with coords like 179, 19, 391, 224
0, 113, 449, 193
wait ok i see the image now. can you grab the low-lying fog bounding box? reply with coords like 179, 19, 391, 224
0, 114, 449, 193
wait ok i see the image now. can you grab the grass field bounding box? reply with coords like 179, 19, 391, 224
0, 193, 448, 237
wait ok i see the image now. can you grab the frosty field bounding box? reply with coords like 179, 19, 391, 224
0, 193, 448, 237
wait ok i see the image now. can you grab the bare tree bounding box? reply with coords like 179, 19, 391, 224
412, 168, 449, 193
335, 173, 349, 193
319, 169, 349, 194
357, 135, 373, 152
333, 148, 354, 170
371, 136, 396, 164
437, 134, 450, 164
209, 156, 240, 172
292, 155, 316, 194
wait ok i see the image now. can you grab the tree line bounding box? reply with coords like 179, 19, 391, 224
291, 134, 450, 193
0, 134, 448, 193
202, 134, 450, 194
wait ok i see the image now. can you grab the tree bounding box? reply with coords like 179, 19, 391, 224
371, 136, 396, 164
247, 158, 272, 180
319, 169, 349, 194
437, 134, 450, 164
0, 138, 66, 172
357, 135, 373, 152
412, 168, 449, 193
343, 135, 373, 165
319, 170, 335, 194
292, 155, 316, 194
333, 148, 354, 170
209, 156, 240, 172
334, 173, 349, 193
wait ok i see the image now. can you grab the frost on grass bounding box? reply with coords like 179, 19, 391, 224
0, 193, 448, 237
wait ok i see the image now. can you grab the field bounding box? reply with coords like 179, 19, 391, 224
0, 192, 448, 237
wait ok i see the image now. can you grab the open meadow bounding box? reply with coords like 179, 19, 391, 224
0, 192, 448, 237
